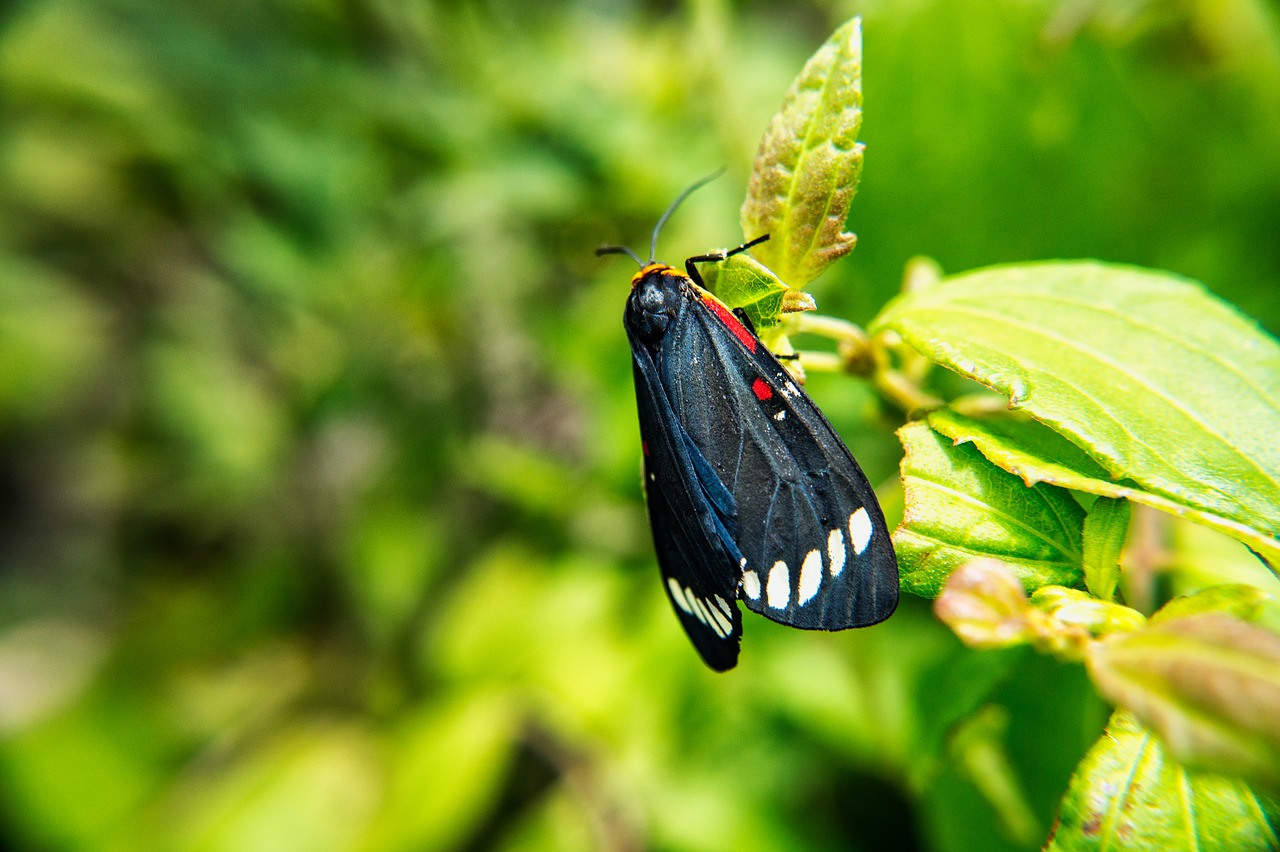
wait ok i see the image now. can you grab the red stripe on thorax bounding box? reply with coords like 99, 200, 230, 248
701, 296, 757, 353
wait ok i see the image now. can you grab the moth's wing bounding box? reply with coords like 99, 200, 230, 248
629, 339, 743, 671
663, 289, 899, 630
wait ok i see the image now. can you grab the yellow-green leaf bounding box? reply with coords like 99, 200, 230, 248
895, 421, 1084, 598
1029, 586, 1146, 637
1081, 497, 1129, 601
874, 262, 1280, 567
926, 408, 1280, 569
1048, 710, 1280, 851
1151, 585, 1271, 624
740, 17, 864, 286
700, 253, 788, 330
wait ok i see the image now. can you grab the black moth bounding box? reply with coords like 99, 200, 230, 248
599, 179, 899, 671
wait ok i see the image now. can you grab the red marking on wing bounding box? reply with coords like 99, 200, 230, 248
642, 440, 649, 457
701, 296, 757, 353
752, 378, 773, 401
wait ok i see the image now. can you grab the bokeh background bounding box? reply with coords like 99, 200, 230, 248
2, 0, 1278, 849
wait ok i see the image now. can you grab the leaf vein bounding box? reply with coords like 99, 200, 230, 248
931, 304, 1280, 501
894, 528, 1075, 572
909, 475, 1082, 560
1177, 765, 1199, 852
966, 291, 1280, 410
1101, 728, 1151, 852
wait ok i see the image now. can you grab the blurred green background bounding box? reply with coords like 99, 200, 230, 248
1, 0, 1278, 849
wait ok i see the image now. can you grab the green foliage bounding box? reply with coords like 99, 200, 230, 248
873, 262, 1280, 555
878, 248, 1280, 844
874, 218, 1280, 845
1048, 711, 1279, 852
895, 423, 1085, 598
741, 17, 865, 289
1080, 497, 1130, 602
926, 408, 1280, 567
3, 1, 1280, 851
700, 253, 789, 330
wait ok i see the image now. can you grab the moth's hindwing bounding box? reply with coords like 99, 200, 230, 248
631, 336, 743, 671
625, 263, 898, 670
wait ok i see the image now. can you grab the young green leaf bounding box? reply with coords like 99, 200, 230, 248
1081, 497, 1130, 601
1029, 586, 1146, 638
1086, 613, 1280, 789
1048, 710, 1280, 852
873, 262, 1280, 559
1150, 584, 1270, 624
895, 421, 1085, 597
927, 408, 1280, 569
700, 253, 789, 330
741, 17, 864, 287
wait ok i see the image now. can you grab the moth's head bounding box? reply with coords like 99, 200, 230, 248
626, 264, 688, 343
630, 262, 677, 287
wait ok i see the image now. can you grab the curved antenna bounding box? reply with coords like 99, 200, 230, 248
595, 244, 644, 266
649, 168, 726, 262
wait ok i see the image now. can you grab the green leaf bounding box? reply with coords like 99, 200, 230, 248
927, 409, 1115, 484
1048, 710, 1280, 852
1151, 584, 1271, 624
926, 408, 1280, 569
934, 561, 1141, 658
700, 253, 788, 330
873, 262, 1280, 558
1029, 586, 1146, 637
740, 17, 864, 286
895, 421, 1085, 598
1086, 613, 1280, 789
1081, 497, 1130, 601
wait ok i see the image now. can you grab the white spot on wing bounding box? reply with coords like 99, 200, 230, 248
742, 570, 761, 600
773, 410, 786, 421
766, 561, 790, 609
849, 507, 873, 555
798, 549, 822, 605
739, 557, 747, 569
699, 598, 725, 636
707, 600, 732, 637
828, 528, 846, 576
689, 594, 711, 628
667, 578, 692, 614
714, 595, 732, 616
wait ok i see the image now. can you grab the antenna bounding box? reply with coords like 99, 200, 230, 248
595, 244, 644, 266
595, 169, 727, 266
649, 169, 725, 262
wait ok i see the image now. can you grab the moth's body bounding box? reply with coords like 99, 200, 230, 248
623, 259, 898, 670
